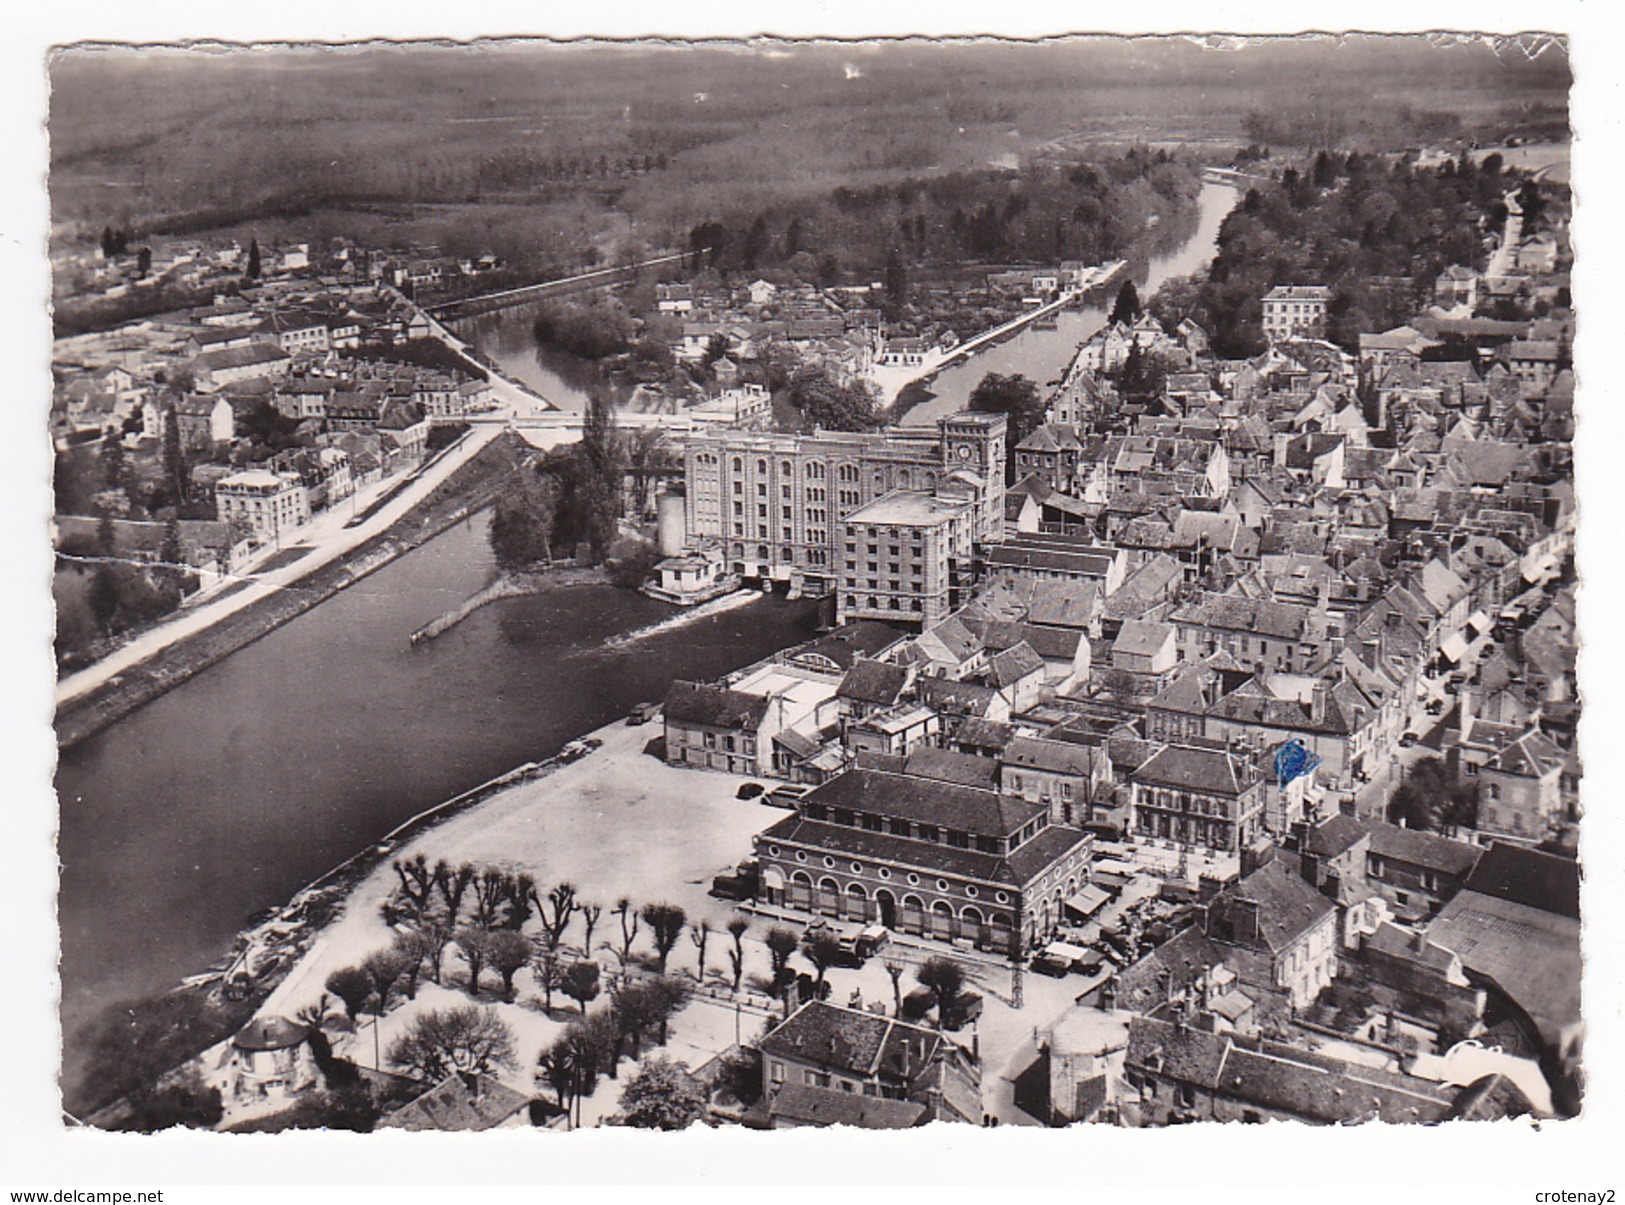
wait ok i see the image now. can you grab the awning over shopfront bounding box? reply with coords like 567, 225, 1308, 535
1467, 610, 1493, 635
1440, 632, 1470, 663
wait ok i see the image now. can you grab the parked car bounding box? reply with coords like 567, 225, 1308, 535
625, 702, 659, 726
1399, 732, 1420, 748
764, 784, 812, 808
1031, 952, 1073, 978
1425, 699, 1445, 716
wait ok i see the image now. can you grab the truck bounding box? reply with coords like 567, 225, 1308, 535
708, 857, 760, 902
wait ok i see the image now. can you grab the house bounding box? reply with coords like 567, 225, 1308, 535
1000, 734, 1109, 827
1364, 820, 1482, 920
215, 469, 311, 545
377, 1072, 534, 1132
225, 1016, 318, 1105
656, 283, 695, 314
174, 393, 236, 451
983, 534, 1127, 595
757, 1001, 980, 1127
753, 763, 1094, 953
1433, 265, 1480, 310
1121, 1014, 1511, 1126
662, 680, 773, 775
1129, 743, 1267, 857
1261, 285, 1332, 344
193, 343, 291, 390
1205, 856, 1339, 1008
1475, 727, 1569, 846
1427, 844, 1582, 1086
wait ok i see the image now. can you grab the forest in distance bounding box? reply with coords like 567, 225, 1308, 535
50, 35, 1569, 278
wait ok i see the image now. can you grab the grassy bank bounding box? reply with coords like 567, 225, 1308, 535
54, 432, 538, 751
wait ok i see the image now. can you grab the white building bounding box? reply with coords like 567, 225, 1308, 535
1261, 286, 1332, 344
216, 469, 311, 545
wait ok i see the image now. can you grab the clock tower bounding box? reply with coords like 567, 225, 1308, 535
937, 412, 1007, 543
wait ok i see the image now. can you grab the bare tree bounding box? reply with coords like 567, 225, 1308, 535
294, 993, 331, 1031
392, 853, 436, 919
438, 861, 476, 926
541, 882, 580, 949
642, 903, 687, 973
486, 930, 533, 1002
614, 897, 640, 963
726, 916, 749, 992
580, 902, 603, 954
454, 926, 494, 997
472, 868, 511, 929
417, 922, 453, 985
386, 1005, 517, 1082
562, 961, 601, 1014
362, 948, 413, 1013
324, 966, 374, 1022
689, 919, 713, 983
532, 936, 565, 1012
392, 929, 432, 1000
883, 960, 907, 1017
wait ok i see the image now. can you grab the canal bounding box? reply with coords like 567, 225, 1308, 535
55, 512, 820, 1083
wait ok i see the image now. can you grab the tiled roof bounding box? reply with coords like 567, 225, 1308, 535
1133, 744, 1261, 796
1460, 842, 1579, 920
799, 765, 1041, 836
836, 660, 909, 707
378, 1073, 531, 1131
768, 1082, 928, 1128
663, 680, 771, 729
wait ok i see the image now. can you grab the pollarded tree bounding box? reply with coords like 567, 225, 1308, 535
362, 948, 413, 1013
386, 1005, 517, 1082
579, 902, 603, 956
764, 926, 799, 989
641, 902, 687, 973
437, 861, 476, 926
541, 882, 579, 949
801, 930, 843, 995
561, 961, 601, 1014
883, 960, 907, 1017
454, 926, 494, 997
614, 897, 640, 963
689, 919, 712, 982
915, 955, 968, 1030
486, 929, 533, 1002
324, 966, 374, 1023
726, 916, 749, 992
616, 1057, 707, 1131
391, 928, 432, 1000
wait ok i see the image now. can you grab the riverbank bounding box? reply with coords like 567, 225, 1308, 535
409, 564, 608, 644
73, 742, 589, 1123
54, 432, 538, 751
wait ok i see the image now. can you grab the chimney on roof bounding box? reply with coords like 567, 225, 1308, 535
1310, 681, 1330, 725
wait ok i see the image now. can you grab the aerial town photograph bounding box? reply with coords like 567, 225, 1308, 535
11, 5, 1615, 1195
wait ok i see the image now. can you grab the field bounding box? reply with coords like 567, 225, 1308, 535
49, 36, 1570, 269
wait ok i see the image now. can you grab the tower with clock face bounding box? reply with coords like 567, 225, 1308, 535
937, 412, 1007, 542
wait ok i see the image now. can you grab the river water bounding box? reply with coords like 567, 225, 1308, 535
900, 181, 1237, 425
55, 512, 820, 1083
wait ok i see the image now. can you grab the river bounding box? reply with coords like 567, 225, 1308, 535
453, 181, 1238, 422
900, 180, 1237, 426
55, 512, 820, 1088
